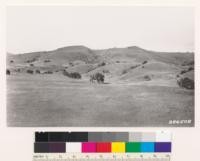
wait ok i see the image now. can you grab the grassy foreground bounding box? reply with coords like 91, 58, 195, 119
7, 74, 194, 127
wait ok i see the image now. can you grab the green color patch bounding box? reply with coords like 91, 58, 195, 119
126, 142, 141, 152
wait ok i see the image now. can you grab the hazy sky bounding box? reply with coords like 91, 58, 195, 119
7, 6, 194, 54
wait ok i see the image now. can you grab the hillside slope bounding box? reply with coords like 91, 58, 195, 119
7, 45, 194, 87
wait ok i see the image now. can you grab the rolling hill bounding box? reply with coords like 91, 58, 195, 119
7, 45, 194, 86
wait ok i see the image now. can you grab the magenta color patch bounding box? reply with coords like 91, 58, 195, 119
82, 142, 96, 152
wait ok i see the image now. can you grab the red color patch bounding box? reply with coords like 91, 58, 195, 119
96, 142, 111, 152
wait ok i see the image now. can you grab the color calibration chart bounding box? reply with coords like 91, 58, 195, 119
33, 131, 171, 161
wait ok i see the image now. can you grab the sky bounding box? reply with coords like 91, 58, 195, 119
7, 6, 194, 54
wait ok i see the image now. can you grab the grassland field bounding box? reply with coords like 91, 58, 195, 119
7, 74, 194, 127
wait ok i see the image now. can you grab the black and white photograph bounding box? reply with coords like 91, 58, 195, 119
6, 6, 194, 127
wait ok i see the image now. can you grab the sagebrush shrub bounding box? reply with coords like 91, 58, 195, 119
27, 69, 34, 74
6, 69, 10, 75
63, 70, 81, 79
177, 77, 194, 89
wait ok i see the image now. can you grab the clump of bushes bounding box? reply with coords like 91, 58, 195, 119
130, 65, 139, 69
188, 67, 194, 71
44, 71, 53, 74
70, 72, 81, 79
144, 75, 151, 81
63, 70, 81, 79
10, 60, 14, 63
98, 62, 106, 67
142, 60, 148, 64
180, 66, 194, 75
35, 70, 40, 74
26, 58, 37, 63
27, 69, 34, 74
6, 69, 10, 75
180, 70, 187, 75
69, 62, 74, 66
44, 60, 51, 63
122, 69, 128, 75
177, 77, 194, 89
90, 72, 104, 83
30, 63, 34, 66
121, 65, 140, 75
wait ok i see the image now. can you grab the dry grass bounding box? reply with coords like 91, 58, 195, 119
7, 74, 194, 127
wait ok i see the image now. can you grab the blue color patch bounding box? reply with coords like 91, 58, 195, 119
141, 142, 155, 152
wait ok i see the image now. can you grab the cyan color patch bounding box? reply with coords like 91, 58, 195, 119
141, 142, 155, 152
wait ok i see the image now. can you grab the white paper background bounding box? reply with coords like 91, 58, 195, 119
0, 0, 200, 161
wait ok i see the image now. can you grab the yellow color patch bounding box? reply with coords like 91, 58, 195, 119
112, 142, 125, 153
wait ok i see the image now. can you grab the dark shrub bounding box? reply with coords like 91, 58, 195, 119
71, 72, 81, 79
142, 60, 148, 64
98, 62, 106, 67
27, 69, 34, 74
122, 70, 127, 75
15, 68, 21, 73
177, 77, 194, 89
69, 62, 74, 66
26, 58, 36, 63
63, 70, 81, 79
188, 67, 194, 71
10, 60, 14, 63
144, 75, 151, 81
44, 71, 53, 74
6, 69, 10, 75
180, 70, 187, 75
116, 61, 120, 63
130, 65, 139, 69
90, 73, 104, 83
30, 64, 34, 66
95, 73, 104, 83
44, 60, 51, 63
36, 70, 40, 74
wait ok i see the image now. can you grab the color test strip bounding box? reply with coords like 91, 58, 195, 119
88, 132, 103, 142
155, 142, 171, 152
35, 132, 49, 142
35, 132, 171, 142
96, 142, 111, 152
156, 131, 171, 142
49, 132, 66, 142
126, 142, 141, 152
112, 142, 125, 153
34, 142, 66, 153
129, 132, 142, 142
82, 142, 96, 153
49, 143, 66, 153
142, 132, 156, 142
34, 143, 49, 153
66, 143, 82, 152
141, 142, 155, 152
69, 132, 88, 142
35, 132, 171, 153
